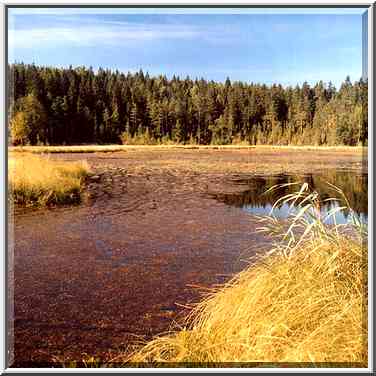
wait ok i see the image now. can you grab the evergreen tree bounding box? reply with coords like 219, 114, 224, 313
8, 63, 367, 147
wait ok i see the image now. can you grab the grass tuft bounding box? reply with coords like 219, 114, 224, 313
122, 184, 367, 366
9, 153, 90, 206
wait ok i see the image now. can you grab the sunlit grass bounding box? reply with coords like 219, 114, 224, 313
9, 153, 90, 206
120, 184, 367, 367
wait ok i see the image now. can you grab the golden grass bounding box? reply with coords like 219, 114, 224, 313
9, 144, 366, 154
126, 241, 366, 366
9, 153, 89, 206
121, 184, 367, 367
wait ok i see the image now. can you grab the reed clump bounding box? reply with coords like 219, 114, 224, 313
125, 183, 367, 366
9, 153, 89, 206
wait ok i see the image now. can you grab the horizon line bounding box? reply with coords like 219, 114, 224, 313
8, 61, 366, 89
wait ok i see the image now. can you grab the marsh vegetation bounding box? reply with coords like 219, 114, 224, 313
122, 184, 367, 366
9, 148, 367, 367
9, 153, 89, 206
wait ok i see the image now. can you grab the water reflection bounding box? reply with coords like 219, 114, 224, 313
210, 171, 368, 225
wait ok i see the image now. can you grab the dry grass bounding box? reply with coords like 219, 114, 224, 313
121, 184, 367, 367
9, 144, 366, 154
253, 145, 366, 153
9, 153, 89, 206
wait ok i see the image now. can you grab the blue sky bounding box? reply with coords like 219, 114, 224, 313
8, 8, 366, 87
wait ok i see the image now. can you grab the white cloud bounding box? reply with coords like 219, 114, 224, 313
8, 23, 204, 48
8, 12, 247, 49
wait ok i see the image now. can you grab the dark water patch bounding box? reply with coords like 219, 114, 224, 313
95, 239, 128, 267
210, 171, 368, 225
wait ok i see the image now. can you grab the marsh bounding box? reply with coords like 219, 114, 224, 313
10, 147, 366, 366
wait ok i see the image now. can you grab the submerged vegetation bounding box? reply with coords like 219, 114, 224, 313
120, 184, 367, 367
9, 63, 367, 147
9, 153, 89, 206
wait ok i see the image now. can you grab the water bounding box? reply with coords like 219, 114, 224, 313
210, 171, 368, 225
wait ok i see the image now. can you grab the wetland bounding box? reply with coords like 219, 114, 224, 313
10, 147, 367, 366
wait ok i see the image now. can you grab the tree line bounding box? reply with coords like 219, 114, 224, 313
8, 63, 368, 146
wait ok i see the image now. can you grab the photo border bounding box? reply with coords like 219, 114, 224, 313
1, 1, 374, 373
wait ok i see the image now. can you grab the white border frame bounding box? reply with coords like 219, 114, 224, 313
1, 1, 374, 373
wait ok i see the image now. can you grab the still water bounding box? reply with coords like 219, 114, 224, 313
210, 170, 368, 225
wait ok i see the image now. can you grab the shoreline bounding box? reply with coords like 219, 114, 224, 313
9, 144, 367, 154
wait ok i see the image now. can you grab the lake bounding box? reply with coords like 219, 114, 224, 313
11, 148, 366, 366
209, 170, 368, 225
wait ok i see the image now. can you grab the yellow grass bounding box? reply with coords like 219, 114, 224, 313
122, 185, 367, 367
9, 153, 89, 206
125, 241, 366, 366
9, 144, 366, 154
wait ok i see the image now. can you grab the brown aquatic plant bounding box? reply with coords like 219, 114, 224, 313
120, 183, 367, 367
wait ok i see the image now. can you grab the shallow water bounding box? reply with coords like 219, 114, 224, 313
210, 170, 368, 225
12, 150, 366, 366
